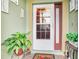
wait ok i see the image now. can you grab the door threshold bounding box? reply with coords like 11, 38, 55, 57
31, 50, 64, 55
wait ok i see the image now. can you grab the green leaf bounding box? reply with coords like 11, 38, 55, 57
66, 32, 78, 42
21, 45, 27, 52
26, 40, 32, 48
16, 40, 21, 47
7, 43, 16, 54
15, 46, 19, 54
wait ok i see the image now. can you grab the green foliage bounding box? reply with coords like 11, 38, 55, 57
66, 32, 78, 42
2, 32, 32, 54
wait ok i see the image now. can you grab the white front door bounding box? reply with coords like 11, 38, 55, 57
33, 4, 55, 50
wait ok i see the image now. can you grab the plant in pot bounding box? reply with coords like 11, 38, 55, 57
66, 32, 78, 45
2, 32, 32, 56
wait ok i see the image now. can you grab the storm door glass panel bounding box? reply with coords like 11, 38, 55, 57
36, 8, 51, 40
36, 8, 40, 23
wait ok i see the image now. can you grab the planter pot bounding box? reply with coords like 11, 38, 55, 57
14, 48, 23, 56
69, 41, 78, 47
74, 42, 78, 46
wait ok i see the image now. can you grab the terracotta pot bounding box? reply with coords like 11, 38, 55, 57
14, 48, 23, 56
40, 56, 44, 59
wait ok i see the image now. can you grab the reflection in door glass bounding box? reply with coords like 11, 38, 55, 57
46, 32, 50, 39
40, 32, 45, 39
37, 32, 40, 39
36, 8, 50, 40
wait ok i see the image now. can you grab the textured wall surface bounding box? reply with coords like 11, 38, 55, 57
69, 11, 78, 32
1, 0, 26, 59
1, 0, 26, 43
62, 0, 69, 51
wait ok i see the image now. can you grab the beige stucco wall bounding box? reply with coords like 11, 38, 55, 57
1, 0, 26, 43
62, 0, 68, 52
1, 0, 26, 59
26, 0, 33, 32
69, 9, 78, 32
26, 0, 68, 52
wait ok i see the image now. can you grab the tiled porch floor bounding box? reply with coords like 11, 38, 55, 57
12, 53, 65, 59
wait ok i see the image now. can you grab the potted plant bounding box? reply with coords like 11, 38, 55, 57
2, 32, 32, 56
66, 32, 78, 45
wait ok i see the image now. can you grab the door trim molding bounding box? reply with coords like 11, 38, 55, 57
54, 2, 62, 50
31, 50, 64, 55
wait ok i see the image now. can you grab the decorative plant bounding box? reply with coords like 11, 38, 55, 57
2, 32, 32, 56
66, 32, 78, 42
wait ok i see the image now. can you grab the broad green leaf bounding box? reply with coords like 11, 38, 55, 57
7, 43, 15, 54
15, 46, 19, 54
21, 45, 27, 52
16, 40, 21, 47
